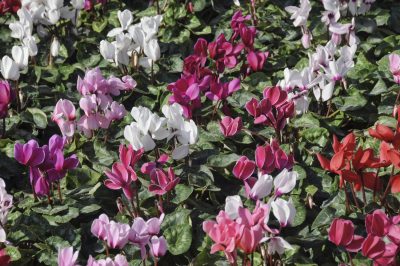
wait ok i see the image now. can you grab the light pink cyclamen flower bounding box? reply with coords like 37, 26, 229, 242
52, 99, 76, 138
91, 214, 110, 241
86, 254, 128, 266
57, 247, 79, 266
389, 53, 400, 84
150, 236, 168, 258
105, 221, 130, 249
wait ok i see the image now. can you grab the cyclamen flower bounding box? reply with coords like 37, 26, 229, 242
14, 135, 78, 196
328, 218, 364, 253
0, 249, 10, 266
285, 0, 311, 27
148, 168, 180, 196
219, 116, 242, 137
57, 247, 79, 266
87, 254, 128, 266
0, 80, 14, 119
0, 0, 21, 14
233, 156, 255, 180
389, 53, 400, 84
255, 139, 294, 174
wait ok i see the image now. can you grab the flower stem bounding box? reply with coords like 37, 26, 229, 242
57, 182, 63, 204
381, 166, 395, 206
347, 251, 354, 266
103, 241, 109, 257
14, 80, 20, 113
1, 118, 5, 138
349, 183, 360, 209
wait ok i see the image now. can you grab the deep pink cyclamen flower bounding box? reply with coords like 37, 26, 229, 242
239, 23, 256, 49
247, 51, 269, 72
233, 156, 255, 180
255, 139, 294, 174
119, 144, 143, 175
220, 116, 242, 137
0, 80, 13, 119
203, 211, 242, 264
104, 162, 136, 200
246, 86, 295, 132
361, 235, 386, 260
148, 168, 180, 195
205, 78, 240, 101
0, 249, 10, 266
389, 53, 400, 84
208, 34, 243, 73
231, 11, 252, 40
365, 209, 391, 237
328, 218, 364, 253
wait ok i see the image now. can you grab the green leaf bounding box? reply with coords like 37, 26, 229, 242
172, 184, 194, 204
163, 224, 192, 255
92, 18, 108, 32
311, 206, 336, 230
207, 153, 240, 168
26, 108, 48, 129
5, 246, 21, 261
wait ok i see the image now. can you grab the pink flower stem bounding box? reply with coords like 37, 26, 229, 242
373, 168, 380, 202
347, 251, 354, 266
349, 182, 360, 209
135, 184, 141, 217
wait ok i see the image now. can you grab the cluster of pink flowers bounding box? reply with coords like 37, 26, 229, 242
0, 80, 13, 119
167, 11, 268, 118
52, 68, 136, 138
14, 135, 79, 197
58, 213, 167, 266
104, 144, 180, 200
232, 139, 293, 182
246, 86, 295, 133
329, 210, 400, 266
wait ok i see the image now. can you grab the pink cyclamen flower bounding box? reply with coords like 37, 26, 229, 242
104, 162, 135, 200
389, 53, 400, 84
86, 254, 128, 266
119, 144, 143, 176
203, 211, 241, 264
148, 168, 180, 195
52, 99, 76, 138
0, 80, 13, 119
328, 218, 364, 253
365, 209, 391, 237
219, 116, 242, 137
247, 51, 268, 72
150, 236, 168, 258
255, 139, 294, 174
14, 140, 45, 167
91, 213, 110, 241
233, 156, 255, 180
361, 235, 386, 260
57, 247, 79, 266
236, 207, 266, 254
105, 221, 130, 249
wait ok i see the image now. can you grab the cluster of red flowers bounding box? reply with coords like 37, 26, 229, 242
329, 210, 400, 265
0, 0, 20, 14
167, 11, 269, 118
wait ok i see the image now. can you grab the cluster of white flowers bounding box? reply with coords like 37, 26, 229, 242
0, 178, 13, 243
1, 1, 86, 81
124, 103, 198, 160
100, 10, 162, 68
282, 0, 376, 114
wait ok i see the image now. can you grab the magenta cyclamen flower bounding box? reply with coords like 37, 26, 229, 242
220, 116, 242, 137
246, 86, 295, 132
233, 156, 255, 180
104, 162, 135, 200
255, 139, 294, 174
148, 167, 180, 195
0, 80, 13, 119
205, 78, 240, 101
208, 34, 243, 73
14, 135, 78, 196
14, 140, 45, 167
